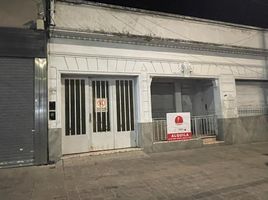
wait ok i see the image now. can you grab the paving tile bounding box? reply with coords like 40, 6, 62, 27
1, 142, 268, 200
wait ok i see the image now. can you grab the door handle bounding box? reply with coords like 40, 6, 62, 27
89, 113, 92, 122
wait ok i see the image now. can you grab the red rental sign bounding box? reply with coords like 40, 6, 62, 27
166, 112, 192, 141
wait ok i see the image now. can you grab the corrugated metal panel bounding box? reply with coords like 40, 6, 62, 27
0, 58, 34, 167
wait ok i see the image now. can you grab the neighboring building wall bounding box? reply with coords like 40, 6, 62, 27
0, 0, 48, 167
0, 0, 43, 28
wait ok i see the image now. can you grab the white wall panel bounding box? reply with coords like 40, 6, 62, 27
151, 62, 163, 73
65, 57, 78, 70
48, 67, 57, 79
49, 56, 67, 70
107, 59, 117, 72
76, 58, 88, 71
133, 62, 143, 73
97, 58, 108, 72
86, 57, 98, 71
49, 54, 266, 80
143, 62, 155, 73
115, 60, 125, 72
125, 60, 136, 72
54, 1, 267, 49
169, 63, 179, 74
161, 62, 172, 74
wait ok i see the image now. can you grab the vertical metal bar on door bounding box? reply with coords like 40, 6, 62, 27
159, 121, 162, 140
207, 117, 209, 135
79, 80, 82, 134
68, 79, 71, 135
156, 121, 158, 141
209, 117, 212, 135
105, 81, 107, 132
74, 80, 77, 135
94, 81, 97, 132
124, 80, 127, 132
100, 81, 103, 131
194, 118, 197, 136
119, 81, 122, 131
128, 80, 131, 131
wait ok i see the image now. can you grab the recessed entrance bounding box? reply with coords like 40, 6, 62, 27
62, 77, 136, 155
151, 78, 218, 142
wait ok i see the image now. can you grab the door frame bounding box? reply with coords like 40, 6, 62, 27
61, 75, 138, 154
61, 78, 91, 155
88, 77, 137, 150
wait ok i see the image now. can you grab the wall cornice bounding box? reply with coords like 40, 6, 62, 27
50, 29, 268, 57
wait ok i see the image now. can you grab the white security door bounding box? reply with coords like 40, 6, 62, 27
90, 80, 114, 151
114, 80, 136, 149
89, 79, 136, 151
62, 78, 136, 154
62, 79, 90, 154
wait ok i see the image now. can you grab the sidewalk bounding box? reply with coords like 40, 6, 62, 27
0, 142, 268, 200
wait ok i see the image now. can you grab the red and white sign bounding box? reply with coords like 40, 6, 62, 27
95, 98, 108, 112
166, 112, 192, 141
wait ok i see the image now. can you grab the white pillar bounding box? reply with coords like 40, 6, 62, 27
214, 75, 238, 119
136, 73, 152, 123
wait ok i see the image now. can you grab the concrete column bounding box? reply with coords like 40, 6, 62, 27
213, 79, 222, 117
214, 75, 238, 141
174, 81, 182, 112
219, 75, 238, 119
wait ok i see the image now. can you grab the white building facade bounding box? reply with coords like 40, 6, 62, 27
48, 0, 268, 160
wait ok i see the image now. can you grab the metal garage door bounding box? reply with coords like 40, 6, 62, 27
236, 80, 268, 116
0, 58, 34, 167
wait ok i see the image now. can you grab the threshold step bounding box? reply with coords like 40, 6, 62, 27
201, 136, 224, 145
63, 148, 143, 159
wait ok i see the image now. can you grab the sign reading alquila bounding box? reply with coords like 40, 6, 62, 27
166, 112, 192, 141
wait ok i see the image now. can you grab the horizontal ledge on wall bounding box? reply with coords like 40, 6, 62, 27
50, 29, 268, 57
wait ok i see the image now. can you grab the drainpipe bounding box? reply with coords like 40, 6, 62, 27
262, 29, 268, 106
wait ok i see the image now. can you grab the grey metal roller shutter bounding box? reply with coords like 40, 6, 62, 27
0, 58, 34, 167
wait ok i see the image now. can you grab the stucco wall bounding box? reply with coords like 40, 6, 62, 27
218, 116, 268, 144
48, 38, 268, 129
54, 1, 268, 49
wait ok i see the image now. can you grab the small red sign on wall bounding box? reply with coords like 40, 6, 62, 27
95, 98, 107, 112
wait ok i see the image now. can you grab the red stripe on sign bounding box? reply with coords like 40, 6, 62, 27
167, 132, 192, 141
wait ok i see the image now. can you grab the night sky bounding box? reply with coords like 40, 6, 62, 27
89, 0, 268, 28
